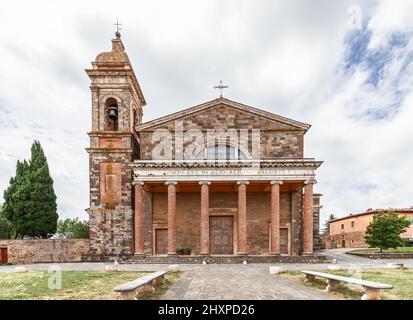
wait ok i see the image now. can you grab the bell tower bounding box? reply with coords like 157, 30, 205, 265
85, 31, 146, 259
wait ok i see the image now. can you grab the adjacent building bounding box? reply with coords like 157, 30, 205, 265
323, 208, 413, 249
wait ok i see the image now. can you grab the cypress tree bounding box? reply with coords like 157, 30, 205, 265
2, 160, 30, 238
2, 141, 58, 238
0, 205, 12, 239
25, 140, 58, 237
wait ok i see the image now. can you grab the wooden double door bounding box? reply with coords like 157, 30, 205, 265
209, 216, 234, 255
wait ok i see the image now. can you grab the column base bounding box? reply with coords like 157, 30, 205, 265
302, 252, 314, 256
269, 252, 280, 256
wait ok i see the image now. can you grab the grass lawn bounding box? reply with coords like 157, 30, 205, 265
349, 247, 413, 254
282, 269, 413, 300
0, 271, 181, 300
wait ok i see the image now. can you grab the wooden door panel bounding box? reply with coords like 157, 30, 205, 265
209, 216, 233, 254
155, 229, 168, 254
280, 228, 289, 255
1, 248, 7, 264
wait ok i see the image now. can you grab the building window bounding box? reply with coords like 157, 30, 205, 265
194, 144, 248, 160
351, 221, 355, 228
341, 224, 344, 230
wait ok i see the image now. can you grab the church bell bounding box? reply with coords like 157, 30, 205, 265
108, 106, 118, 120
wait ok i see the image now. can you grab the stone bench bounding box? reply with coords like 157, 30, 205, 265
114, 271, 167, 300
302, 270, 393, 300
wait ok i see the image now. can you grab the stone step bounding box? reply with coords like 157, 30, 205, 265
120, 255, 328, 264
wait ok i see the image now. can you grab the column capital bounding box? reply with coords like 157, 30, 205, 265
199, 181, 211, 186
270, 180, 283, 185
165, 181, 178, 186
304, 179, 317, 185
237, 181, 250, 185
132, 181, 144, 186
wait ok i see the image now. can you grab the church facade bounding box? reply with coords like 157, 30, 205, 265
85, 33, 323, 261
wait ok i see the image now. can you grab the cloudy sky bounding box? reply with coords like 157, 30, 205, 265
0, 0, 412, 227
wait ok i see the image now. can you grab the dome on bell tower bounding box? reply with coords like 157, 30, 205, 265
94, 32, 132, 67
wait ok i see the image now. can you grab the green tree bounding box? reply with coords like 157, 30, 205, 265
2, 141, 58, 238
0, 205, 12, 239
364, 211, 410, 252
322, 214, 336, 235
3, 160, 31, 238
24, 141, 58, 237
57, 218, 89, 239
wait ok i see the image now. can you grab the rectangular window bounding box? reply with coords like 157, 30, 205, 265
341, 224, 344, 230
351, 221, 355, 228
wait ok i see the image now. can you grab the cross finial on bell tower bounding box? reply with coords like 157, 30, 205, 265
114, 18, 122, 38
214, 80, 229, 98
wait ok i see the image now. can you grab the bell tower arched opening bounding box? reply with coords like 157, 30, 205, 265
104, 97, 119, 131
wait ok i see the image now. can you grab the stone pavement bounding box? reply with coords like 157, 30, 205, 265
162, 265, 335, 300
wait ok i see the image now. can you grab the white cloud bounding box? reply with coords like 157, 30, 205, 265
0, 0, 412, 228
367, 0, 413, 49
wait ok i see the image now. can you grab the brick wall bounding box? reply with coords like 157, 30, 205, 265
247, 192, 271, 254
0, 239, 89, 264
149, 191, 299, 255
138, 103, 304, 160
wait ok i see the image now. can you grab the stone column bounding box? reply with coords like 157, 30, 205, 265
237, 181, 249, 255
270, 180, 283, 255
134, 181, 145, 255
303, 180, 316, 255
166, 181, 177, 255
199, 181, 211, 255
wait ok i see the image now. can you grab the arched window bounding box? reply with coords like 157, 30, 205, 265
194, 144, 249, 160
104, 97, 119, 131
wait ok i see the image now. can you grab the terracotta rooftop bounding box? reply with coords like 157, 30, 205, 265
330, 208, 413, 223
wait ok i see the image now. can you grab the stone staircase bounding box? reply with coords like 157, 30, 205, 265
121, 254, 328, 264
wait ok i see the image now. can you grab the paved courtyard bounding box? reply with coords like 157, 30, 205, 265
162, 265, 335, 300
1, 249, 412, 300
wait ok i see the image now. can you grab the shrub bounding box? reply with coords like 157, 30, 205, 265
57, 218, 89, 239
176, 247, 191, 255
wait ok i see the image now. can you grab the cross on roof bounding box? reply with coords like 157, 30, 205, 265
214, 80, 229, 98
114, 18, 122, 37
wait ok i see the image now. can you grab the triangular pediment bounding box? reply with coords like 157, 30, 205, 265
136, 98, 310, 132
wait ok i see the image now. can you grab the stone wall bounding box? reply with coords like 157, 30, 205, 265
321, 231, 367, 249
138, 103, 305, 160
87, 148, 135, 258
347, 252, 413, 259
0, 239, 89, 265
291, 190, 303, 255
313, 194, 322, 251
